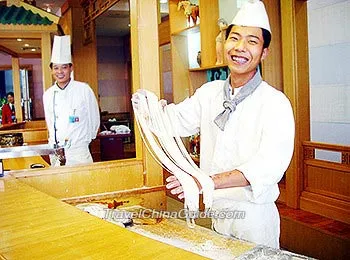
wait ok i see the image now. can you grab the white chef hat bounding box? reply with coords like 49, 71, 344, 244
231, 0, 271, 33
50, 35, 72, 64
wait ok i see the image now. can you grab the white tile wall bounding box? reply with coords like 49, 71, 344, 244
308, 0, 350, 146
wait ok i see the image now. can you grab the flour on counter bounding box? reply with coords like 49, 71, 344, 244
129, 225, 236, 260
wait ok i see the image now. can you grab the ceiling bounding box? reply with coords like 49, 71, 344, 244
0, 38, 42, 57
0, 0, 169, 57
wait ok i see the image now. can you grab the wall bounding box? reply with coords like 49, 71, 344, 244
218, 0, 238, 24
308, 0, 350, 155
97, 36, 130, 113
0, 53, 44, 119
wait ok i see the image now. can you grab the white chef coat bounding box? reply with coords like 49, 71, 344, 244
168, 79, 295, 248
43, 80, 100, 166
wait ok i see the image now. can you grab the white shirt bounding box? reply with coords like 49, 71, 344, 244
43, 80, 100, 148
168, 79, 295, 248
169, 79, 295, 204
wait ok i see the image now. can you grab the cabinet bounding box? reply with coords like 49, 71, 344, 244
169, 0, 219, 103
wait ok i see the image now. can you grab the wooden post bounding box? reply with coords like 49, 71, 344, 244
281, 0, 310, 209
41, 32, 53, 91
11, 57, 22, 122
130, 0, 163, 187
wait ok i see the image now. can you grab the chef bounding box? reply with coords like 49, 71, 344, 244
165, 0, 295, 248
43, 35, 100, 166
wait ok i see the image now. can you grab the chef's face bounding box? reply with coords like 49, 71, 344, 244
51, 63, 73, 86
224, 25, 268, 78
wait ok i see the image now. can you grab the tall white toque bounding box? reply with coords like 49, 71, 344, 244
231, 0, 271, 33
50, 35, 72, 64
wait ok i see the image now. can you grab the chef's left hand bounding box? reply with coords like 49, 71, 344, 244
166, 175, 185, 200
165, 175, 203, 199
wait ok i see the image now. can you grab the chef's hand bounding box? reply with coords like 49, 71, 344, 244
131, 89, 147, 110
166, 175, 185, 200
165, 175, 203, 200
159, 99, 167, 109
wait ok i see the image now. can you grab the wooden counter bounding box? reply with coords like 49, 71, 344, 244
0, 176, 204, 259
0, 120, 48, 146
0, 160, 313, 259
3, 156, 49, 171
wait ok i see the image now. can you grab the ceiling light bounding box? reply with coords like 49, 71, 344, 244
24, 43, 29, 47
17, 38, 23, 42
22, 46, 41, 51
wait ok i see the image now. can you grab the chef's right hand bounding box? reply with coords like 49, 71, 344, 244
166, 175, 184, 200
159, 99, 167, 109
131, 89, 147, 110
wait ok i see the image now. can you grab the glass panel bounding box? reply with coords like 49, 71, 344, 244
307, 0, 350, 154
315, 149, 342, 163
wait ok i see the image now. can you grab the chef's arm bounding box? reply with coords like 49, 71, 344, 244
86, 86, 100, 139
166, 170, 249, 200
210, 170, 250, 189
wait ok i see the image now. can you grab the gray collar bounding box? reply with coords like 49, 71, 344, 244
214, 70, 262, 131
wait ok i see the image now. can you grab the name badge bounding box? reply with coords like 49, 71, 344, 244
69, 115, 79, 123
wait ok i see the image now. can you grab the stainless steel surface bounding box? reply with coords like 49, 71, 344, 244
0, 144, 55, 159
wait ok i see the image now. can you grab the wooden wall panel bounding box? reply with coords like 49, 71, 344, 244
300, 191, 350, 224
305, 164, 350, 199
159, 19, 170, 46
301, 142, 350, 223
263, 0, 283, 91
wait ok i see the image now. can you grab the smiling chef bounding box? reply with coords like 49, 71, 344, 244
164, 0, 295, 248
43, 35, 100, 167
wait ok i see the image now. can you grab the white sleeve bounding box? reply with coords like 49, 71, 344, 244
237, 95, 295, 200
167, 89, 204, 137
85, 85, 100, 140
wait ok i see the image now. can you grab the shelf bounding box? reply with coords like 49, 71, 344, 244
189, 63, 228, 72
171, 24, 200, 36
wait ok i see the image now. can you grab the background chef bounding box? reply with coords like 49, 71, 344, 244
43, 35, 100, 166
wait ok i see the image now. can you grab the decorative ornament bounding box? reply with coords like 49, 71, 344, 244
197, 51, 201, 67
177, 1, 200, 27
215, 18, 228, 65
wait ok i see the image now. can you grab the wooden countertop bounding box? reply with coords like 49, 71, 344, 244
0, 177, 205, 259
0, 122, 25, 131
3, 156, 49, 171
